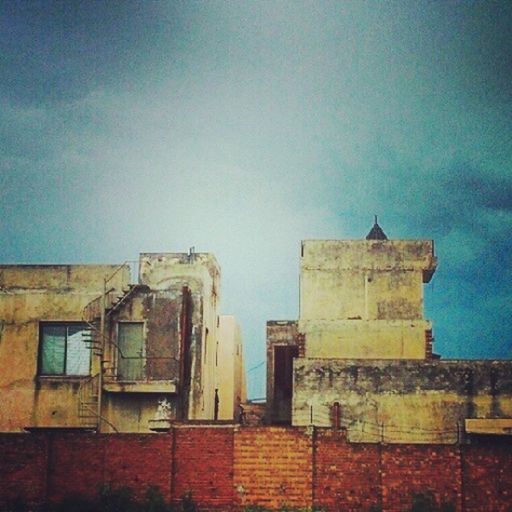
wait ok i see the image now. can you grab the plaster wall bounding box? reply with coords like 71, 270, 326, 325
293, 359, 512, 443
102, 289, 183, 432
139, 253, 221, 421
301, 319, 430, 359
217, 315, 246, 420
0, 265, 128, 431
300, 240, 435, 321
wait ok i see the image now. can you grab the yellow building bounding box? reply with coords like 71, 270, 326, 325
217, 315, 247, 420
268, 219, 512, 442
299, 219, 437, 359
0, 252, 246, 432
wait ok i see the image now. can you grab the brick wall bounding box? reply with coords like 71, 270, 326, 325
1, 427, 511, 511
314, 429, 381, 511
47, 434, 105, 503
463, 443, 512, 512
381, 444, 462, 512
234, 427, 312, 510
104, 434, 173, 501
0, 434, 47, 509
172, 427, 234, 509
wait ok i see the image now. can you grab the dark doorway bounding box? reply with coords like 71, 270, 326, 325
273, 345, 298, 424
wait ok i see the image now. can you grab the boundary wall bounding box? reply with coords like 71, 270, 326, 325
1, 427, 511, 511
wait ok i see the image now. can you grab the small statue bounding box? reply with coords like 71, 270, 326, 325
154, 398, 172, 420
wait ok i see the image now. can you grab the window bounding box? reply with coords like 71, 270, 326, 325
117, 322, 144, 380
39, 323, 91, 376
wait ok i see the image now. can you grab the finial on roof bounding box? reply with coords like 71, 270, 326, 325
366, 215, 388, 240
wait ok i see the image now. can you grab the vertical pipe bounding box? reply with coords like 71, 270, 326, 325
98, 276, 106, 432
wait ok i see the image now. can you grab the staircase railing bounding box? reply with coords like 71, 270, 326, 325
78, 261, 136, 431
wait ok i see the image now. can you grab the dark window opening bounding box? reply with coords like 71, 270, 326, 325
273, 345, 298, 424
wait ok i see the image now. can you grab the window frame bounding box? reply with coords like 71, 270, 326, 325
38, 321, 91, 377
116, 320, 145, 381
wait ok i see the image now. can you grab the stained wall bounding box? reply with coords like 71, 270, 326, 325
293, 359, 512, 442
0, 265, 128, 431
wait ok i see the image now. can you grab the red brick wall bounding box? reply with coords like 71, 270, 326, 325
172, 427, 235, 510
0, 434, 48, 508
381, 444, 462, 512
234, 426, 313, 510
463, 444, 512, 512
47, 434, 105, 503
104, 434, 173, 501
1, 428, 512, 511
314, 429, 381, 511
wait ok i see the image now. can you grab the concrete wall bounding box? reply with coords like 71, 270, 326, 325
300, 319, 431, 359
0, 253, 239, 433
293, 359, 512, 443
299, 239, 436, 360
300, 240, 436, 321
140, 252, 221, 421
0, 265, 128, 432
217, 315, 246, 420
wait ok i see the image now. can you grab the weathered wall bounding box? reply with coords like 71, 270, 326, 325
0, 265, 128, 432
139, 252, 221, 421
298, 239, 436, 360
1, 427, 512, 511
102, 287, 184, 432
217, 316, 246, 420
300, 319, 430, 359
0, 253, 235, 433
294, 359, 512, 442
300, 240, 436, 322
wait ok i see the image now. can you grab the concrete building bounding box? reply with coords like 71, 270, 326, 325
0, 252, 246, 433
268, 220, 512, 442
217, 315, 247, 421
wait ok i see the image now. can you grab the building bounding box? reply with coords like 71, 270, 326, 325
0, 252, 246, 433
217, 315, 247, 420
267, 219, 512, 442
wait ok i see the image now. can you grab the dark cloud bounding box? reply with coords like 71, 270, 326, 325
0, 0, 192, 105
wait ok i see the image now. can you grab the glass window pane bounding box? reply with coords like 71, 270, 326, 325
66, 326, 90, 375
118, 322, 144, 380
41, 326, 66, 375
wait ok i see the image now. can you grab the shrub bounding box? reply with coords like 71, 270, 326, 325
410, 492, 455, 512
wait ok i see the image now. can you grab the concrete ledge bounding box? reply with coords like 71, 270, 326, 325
465, 418, 512, 435
103, 380, 177, 393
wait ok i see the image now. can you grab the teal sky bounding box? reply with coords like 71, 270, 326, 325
1, 1, 511, 398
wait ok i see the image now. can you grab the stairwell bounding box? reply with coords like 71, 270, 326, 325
77, 262, 138, 430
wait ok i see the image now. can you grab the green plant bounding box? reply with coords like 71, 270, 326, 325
52, 494, 97, 512
143, 486, 172, 512
410, 493, 455, 512
180, 491, 197, 512
97, 484, 137, 512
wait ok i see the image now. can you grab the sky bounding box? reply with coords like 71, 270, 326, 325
1, 0, 511, 398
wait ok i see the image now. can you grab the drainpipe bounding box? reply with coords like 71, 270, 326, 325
98, 277, 106, 432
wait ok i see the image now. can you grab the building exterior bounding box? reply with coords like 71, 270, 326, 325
267, 220, 512, 442
217, 315, 247, 420
0, 252, 246, 433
